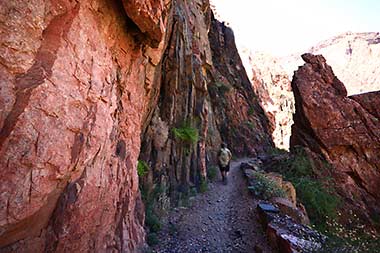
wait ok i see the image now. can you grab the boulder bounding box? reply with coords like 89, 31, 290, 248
271, 197, 310, 225
264, 173, 297, 204
257, 202, 325, 253
291, 53, 380, 224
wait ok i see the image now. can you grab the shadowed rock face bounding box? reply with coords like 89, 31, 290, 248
0, 0, 169, 251
207, 18, 273, 157
0, 0, 273, 251
138, 6, 273, 204
291, 53, 380, 224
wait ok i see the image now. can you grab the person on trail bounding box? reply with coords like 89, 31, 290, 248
218, 143, 232, 183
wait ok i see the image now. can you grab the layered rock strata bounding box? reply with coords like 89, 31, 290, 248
138, 6, 273, 205
291, 53, 380, 224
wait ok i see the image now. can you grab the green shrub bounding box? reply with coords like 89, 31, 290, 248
268, 147, 287, 156
137, 160, 149, 177
273, 148, 341, 229
199, 178, 208, 193
207, 166, 218, 181
147, 233, 159, 246
248, 107, 254, 116
172, 124, 199, 144
293, 177, 340, 227
248, 172, 286, 200
145, 207, 161, 232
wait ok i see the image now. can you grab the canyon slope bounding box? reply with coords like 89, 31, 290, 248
283, 32, 380, 95
243, 32, 380, 149
291, 53, 380, 226
0, 0, 272, 251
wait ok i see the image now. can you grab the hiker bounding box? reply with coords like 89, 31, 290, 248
218, 143, 232, 182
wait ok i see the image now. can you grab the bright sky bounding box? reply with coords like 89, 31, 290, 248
211, 0, 380, 56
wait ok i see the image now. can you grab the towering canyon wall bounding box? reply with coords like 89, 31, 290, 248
291, 53, 380, 225
208, 18, 273, 157
282, 32, 380, 95
0, 0, 273, 251
138, 5, 273, 205
245, 53, 294, 150
0, 0, 169, 251
242, 32, 380, 149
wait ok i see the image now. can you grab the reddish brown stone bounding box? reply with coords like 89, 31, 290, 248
0, 0, 170, 251
121, 0, 168, 47
291, 53, 380, 224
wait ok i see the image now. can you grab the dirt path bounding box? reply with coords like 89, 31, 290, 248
151, 159, 273, 253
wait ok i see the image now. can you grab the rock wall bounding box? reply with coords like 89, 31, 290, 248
245, 53, 294, 150
138, 9, 273, 206
240, 32, 380, 150
291, 53, 380, 225
208, 18, 273, 157
282, 32, 380, 95
138, 0, 214, 203
0, 0, 170, 251
0, 0, 273, 251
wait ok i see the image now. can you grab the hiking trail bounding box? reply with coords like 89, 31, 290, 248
152, 159, 272, 252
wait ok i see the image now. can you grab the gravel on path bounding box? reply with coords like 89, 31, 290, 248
151, 159, 273, 253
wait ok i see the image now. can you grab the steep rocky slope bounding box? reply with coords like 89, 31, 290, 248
0, 0, 272, 251
291, 53, 380, 225
243, 32, 380, 149
283, 32, 380, 95
246, 53, 294, 150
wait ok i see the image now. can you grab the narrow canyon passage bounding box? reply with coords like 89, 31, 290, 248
152, 160, 272, 253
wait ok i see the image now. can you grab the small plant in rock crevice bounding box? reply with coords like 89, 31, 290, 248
172, 123, 199, 144
140, 184, 167, 237
137, 160, 149, 177
248, 107, 255, 116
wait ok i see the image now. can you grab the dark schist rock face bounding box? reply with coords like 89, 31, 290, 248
207, 16, 273, 157
138, 6, 273, 206
291, 53, 380, 225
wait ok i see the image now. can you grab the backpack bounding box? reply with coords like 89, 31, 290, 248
219, 148, 231, 167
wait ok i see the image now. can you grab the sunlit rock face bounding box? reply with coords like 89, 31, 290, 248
241, 32, 380, 149
0, 0, 274, 251
282, 32, 380, 95
0, 0, 169, 251
243, 52, 294, 150
291, 53, 380, 226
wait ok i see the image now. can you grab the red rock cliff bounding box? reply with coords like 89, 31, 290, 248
291, 53, 380, 224
0, 0, 170, 251
0, 0, 273, 251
